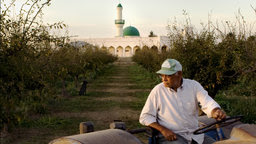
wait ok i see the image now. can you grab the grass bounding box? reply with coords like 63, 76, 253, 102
215, 94, 256, 124
3, 116, 88, 144
128, 64, 160, 88
49, 96, 123, 112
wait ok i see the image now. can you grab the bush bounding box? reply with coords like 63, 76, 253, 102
132, 48, 170, 72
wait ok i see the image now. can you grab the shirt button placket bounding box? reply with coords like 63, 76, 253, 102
176, 92, 188, 128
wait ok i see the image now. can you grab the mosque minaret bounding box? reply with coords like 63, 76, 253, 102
70, 3, 171, 57
115, 4, 125, 37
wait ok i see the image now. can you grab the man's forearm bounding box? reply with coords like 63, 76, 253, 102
149, 122, 177, 141
149, 122, 168, 132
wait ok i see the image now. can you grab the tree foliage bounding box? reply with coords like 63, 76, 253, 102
133, 15, 256, 98
0, 0, 117, 133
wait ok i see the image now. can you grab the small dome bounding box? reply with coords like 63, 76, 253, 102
123, 26, 140, 37
117, 3, 122, 8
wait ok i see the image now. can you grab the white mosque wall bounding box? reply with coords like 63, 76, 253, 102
70, 36, 171, 57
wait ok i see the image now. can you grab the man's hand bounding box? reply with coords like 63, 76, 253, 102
211, 108, 226, 121
160, 127, 177, 141
149, 122, 177, 141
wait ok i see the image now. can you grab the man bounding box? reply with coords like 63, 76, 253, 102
139, 59, 226, 144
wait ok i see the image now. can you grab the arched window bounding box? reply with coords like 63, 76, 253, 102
151, 45, 158, 51
108, 46, 115, 55
134, 46, 140, 54
117, 46, 123, 57
101, 46, 107, 51
142, 46, 149, 50
125, 46, 132, 57
161, 45, 167, 52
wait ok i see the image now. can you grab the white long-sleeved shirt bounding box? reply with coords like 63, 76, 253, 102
139, 79, 220, 144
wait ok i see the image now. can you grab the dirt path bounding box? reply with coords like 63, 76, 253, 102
85, 57, 149, 130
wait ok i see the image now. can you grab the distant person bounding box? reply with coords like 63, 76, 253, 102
79, 80, 88, 96
139, 59, 226, 144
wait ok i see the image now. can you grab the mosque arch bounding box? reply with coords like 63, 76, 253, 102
124, 46, 132, 57
142, 45, 149, 50
117, 46, 123, 57
108, 46, 115, 55
101, 46, 107, 51
151, 45, 158, 51
161, 45, 167, 52
133, 46, 140, 54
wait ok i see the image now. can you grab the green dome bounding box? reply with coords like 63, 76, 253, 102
117, 3, 122, 8
123, 26, 140, 37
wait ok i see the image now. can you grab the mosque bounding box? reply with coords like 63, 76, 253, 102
71, 3, 171, 57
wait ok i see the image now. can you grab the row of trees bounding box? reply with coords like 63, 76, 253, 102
133, 32, 256, 97
0, 0, 117, 133
133, 12, 256, 98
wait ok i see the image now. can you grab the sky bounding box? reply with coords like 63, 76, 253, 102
3, 0, 256, 38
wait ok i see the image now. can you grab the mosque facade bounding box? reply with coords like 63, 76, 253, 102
71, 3, 171, 57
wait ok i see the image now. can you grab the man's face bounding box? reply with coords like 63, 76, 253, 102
160, 71, 182, 89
